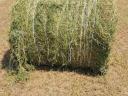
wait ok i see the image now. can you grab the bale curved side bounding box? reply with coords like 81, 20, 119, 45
9, 0, 116, 72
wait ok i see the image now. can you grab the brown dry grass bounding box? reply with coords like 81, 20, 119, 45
0, 0, 128, 96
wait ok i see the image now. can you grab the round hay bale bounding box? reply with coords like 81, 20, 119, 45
9, 0, 116, 72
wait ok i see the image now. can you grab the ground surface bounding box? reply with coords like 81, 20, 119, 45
0, 0, 128, 96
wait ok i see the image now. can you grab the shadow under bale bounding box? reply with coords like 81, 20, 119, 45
2, 50, 106, 76
2, 50, 10, 70
1, 50, 17, 71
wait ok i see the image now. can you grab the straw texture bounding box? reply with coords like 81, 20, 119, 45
9, 0, 116, 72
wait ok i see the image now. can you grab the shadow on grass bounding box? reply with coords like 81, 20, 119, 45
34, 64, 104, 76
1, 50, 105, 77
1, 50, 10, 70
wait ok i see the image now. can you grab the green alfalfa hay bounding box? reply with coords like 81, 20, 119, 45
9, 0, 116, 73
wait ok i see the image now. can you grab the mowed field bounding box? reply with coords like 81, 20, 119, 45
0, 0, 128, 96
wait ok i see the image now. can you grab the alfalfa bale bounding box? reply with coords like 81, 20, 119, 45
9, 0, 116, 72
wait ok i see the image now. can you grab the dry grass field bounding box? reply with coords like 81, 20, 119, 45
0, 0, 128, 96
